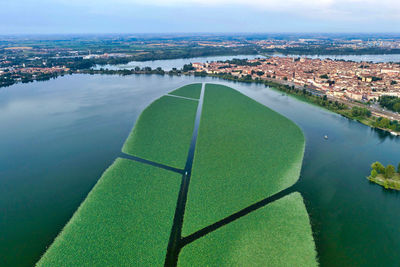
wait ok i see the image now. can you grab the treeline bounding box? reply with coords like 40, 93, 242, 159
222, 59, 261, 66
351, 106, 371, 118
378, 95, 400, 113
81, 67, 168, 76
373, 117, 400, 132
0, 72, 64, 88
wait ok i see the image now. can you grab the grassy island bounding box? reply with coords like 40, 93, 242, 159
38, 83, 317, 266
368, 161, 400, 190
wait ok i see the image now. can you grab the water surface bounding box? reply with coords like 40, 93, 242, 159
1, 73, 400, 266
94, 54, 265, 71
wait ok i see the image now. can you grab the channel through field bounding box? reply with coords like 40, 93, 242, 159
37, 83, 317, 267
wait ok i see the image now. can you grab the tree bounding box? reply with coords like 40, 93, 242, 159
182, 64, 194, 72
394, 102, 400, 113
385, 165, 395, 179
371, 161, 385, 174
370, 169, 378, 178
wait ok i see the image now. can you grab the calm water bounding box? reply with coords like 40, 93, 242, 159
94, 54, 265, 71
1, 72, 400, 266
274, 53, 400, 63
95, 54, 400, 72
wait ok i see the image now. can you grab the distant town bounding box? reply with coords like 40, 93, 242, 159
2, 33, 400, 87
192, 56, 400, 101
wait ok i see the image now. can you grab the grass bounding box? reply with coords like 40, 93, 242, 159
183, 84, 305, 236
38, 83, 316, 266
178, 193, 317, 267
122, 95, 198, 169
168, 83, 202, 99
368, 174, 400, 190
37, 158, 181, 267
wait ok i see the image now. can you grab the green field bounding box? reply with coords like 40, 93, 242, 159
168, 83, 202, 99
179, 192, 317, 267
39, 83, 316, 266
122, 95, 198, 169
183, 84, 305, 235
37, 158, 181, 266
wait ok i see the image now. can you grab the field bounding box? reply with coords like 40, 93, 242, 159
122, 95, 198, 169
38, 83, 316, 266
37, 158, 181, 266
183, 84, 305, 236
168, 83, 202, 99
178, 193, 317, 267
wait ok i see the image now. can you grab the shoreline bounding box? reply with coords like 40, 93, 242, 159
199, 72, 400, 135
2, 66, 400, 136
367, 175, 400, 191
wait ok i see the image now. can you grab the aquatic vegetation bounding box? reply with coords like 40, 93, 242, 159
39, 83, 317, 266
179, 193, 317, 267
183, 84, 305, 235
168, 83, 202, 99
122, 95, 198, 169
37, 158, 181, 266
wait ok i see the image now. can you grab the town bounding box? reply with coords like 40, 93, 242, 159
192, 56, 400, 102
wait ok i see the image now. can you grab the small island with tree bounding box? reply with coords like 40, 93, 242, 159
368, 162, 400, 190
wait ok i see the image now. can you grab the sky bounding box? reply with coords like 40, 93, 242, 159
1, 0, 400, 34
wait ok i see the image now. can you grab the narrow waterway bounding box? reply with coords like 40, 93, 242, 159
1, 73, 399, 266
165, 83, 205, 266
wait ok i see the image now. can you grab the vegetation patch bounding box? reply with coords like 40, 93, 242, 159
179, 193, 317, 267
168, 83, 202, 99
37, 158, 181, 266
122, 95, 198, 169
368, 161, 400, 190
183, 84, 305, 235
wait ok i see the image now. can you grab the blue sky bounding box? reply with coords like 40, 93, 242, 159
2, 0, 400, 34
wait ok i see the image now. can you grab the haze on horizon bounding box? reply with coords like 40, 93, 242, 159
2, 0, 400, 34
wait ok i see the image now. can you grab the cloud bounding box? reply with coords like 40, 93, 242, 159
2, 0, 400, 33
50, 0, 400, 21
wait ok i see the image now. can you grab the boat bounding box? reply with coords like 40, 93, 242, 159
324, 135, 328, 139
390, 132, 398, 136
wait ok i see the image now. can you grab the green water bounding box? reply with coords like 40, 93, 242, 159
0, 74, 399, 266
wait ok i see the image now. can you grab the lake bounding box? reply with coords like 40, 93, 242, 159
1, 72, 400, 266
94, 54, 265, 71
95, 53, 400, 73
